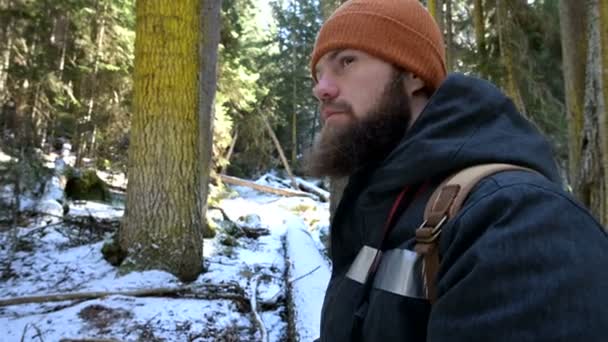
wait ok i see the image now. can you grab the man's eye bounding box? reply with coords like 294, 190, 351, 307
340, 56, 355, 67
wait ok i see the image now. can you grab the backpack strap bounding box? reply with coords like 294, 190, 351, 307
414, 163, 536, 304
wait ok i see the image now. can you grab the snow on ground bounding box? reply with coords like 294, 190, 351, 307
0, 149, 13, 163
97, 170, 128, 189
0, 172, 331, 341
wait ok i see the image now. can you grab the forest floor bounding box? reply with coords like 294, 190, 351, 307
0, 161, 331, 342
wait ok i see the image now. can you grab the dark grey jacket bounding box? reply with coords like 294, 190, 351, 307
319, 74, 608, 341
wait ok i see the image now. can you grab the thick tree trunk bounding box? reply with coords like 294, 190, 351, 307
120, 0, 204, 282
599, 0, 608, 225
559, 0, 588, 190
577, 0, 607, 225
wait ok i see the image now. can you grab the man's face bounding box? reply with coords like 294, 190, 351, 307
306, 49, 412, 177
313, 49, 398, 125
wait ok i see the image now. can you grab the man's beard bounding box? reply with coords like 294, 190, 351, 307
305, 72, 412, 178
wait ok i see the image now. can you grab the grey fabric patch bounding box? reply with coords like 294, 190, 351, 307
373, 248, 425, 299
346, 245, 380, 284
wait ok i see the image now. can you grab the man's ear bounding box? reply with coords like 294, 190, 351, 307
402, 72, 426, 97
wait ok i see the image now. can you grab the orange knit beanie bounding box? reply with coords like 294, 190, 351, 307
311, 0, 447, 91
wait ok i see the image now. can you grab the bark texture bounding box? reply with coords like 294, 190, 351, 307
559, 0, 587, 187
121, 0, 204, 281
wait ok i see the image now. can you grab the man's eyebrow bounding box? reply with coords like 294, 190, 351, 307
327, 49, 344, 62
315, 49, 345, 77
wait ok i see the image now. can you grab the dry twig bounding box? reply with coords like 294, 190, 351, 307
249, 275, 268, 342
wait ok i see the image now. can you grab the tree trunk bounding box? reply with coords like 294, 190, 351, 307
559, 0, 588, 191
262, 115, 298, 189
0, 0, 14, 102
496, 0, 526, 116
445, 0, 454, 71
474, 0, 485, 61
599, 0, 608, 225
577, 0, 607, 225
220, 128, 238, 174
199, 0, 222, 241
120, 0, 205, 282
291, 29, 298, 167
428, 0, 444, 35
76, 0, 108, 167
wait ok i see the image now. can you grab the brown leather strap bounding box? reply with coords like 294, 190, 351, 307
415, 163, 536, 304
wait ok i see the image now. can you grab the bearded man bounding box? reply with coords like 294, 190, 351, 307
306, 0, 608, 341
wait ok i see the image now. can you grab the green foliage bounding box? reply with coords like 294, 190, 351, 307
264, 0, 322, 170
453, 0, 567, 163
216, 0, 276, 176
1, 0, 570, 182
0, 0, 134, 170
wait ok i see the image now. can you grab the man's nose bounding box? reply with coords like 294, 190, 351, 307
313, 76, 339, 101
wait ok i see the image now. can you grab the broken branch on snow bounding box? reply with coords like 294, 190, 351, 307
219, 174, 318, 200
0, 283, 251, 312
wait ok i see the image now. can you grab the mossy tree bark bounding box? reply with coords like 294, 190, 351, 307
598, 0, 608, 225
577, 0, 608, 225
120, 0, 214, 282
560, 0, 608, 225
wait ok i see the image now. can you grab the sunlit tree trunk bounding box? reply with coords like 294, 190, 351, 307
496, 0, 526, 115
120, 0, 206, 282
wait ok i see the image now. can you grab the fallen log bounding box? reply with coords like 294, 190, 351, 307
296, 179, 329, 202
0, 283, 251, 312
219, 174, 317, 200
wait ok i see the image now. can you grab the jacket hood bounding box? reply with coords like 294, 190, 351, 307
363, 73, 562, 196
